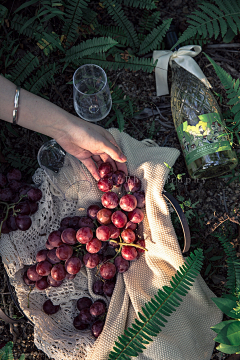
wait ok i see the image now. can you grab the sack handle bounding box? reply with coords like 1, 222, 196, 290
163, 190, 191, 253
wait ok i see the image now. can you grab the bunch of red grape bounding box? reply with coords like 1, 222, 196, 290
0, 168, 42, 235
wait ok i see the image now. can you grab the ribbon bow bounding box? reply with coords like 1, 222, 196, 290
152, 45, 212, 97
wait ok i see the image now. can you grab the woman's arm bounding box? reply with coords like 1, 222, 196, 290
0, 76, 127, 180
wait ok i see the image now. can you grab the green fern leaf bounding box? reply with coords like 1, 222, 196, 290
108, 249, 204, 360
0, 4, 8, 25
81, 7, 98, 27
23, 63, 58, 95
102, 0, 139, 50
138, 10, 161, 36
116, 0, 156, 10
7, 52, 39, 86
138, 18, 172, 55
95, 25, 129, 45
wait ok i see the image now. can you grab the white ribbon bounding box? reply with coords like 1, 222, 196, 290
152, 45, 212, 97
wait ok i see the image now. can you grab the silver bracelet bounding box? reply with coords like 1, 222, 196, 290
13, 86, 21, 125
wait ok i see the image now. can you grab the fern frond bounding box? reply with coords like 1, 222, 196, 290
179, 32, 208, 47
23, 63, 58, 95
7, 52, 39, 86
81, 7, 98, 27
0, 4, 8, 25
62, 0, 90, 45
63, 37, 118, 65
116, 0, 156, 10
108, 249, 204, 360
95, 25, 129, 46
138, 18, 172, 55
171, 0, 240, 49
204, 53, 240, 126
102, 0, 139, 50
138, 10, 161, 35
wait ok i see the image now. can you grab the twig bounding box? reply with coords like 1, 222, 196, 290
222, 189, 229, 214
205, 43, 240, 49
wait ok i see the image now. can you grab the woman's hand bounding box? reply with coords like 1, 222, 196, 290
54, 115, 128, 181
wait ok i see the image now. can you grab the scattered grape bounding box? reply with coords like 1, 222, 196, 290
77, 297, 93, 312
90, 301, 106, 317
93, 280, 104, 295
91, 320, 104, 338
100, 262, 116, 280
103, 280, 115, 297
73, 315, 89, 330
43, 299, 60, 315
78, 308, 93, 324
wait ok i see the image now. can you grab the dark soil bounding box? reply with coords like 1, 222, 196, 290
0, 0, 240, 359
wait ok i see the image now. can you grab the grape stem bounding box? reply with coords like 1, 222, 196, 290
0, 195, 27, 237
108, 239, 148, 252
27, 286, 34, 308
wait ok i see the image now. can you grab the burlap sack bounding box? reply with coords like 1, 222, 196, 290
0, 128, 222, 360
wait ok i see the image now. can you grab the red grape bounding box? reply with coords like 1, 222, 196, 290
36, 249, 48, 262
15, 215, 32, 230
9, 180, 22, 191
45, 240, 54, 250
61, 228, 77, 245
98, 162, 113, 178
77, 297, 93, 311
51, 263, 67, 281
100, 262, 116, 280
0, 188, 13, 202
0, 218, 10, 234
27, 188, 42, 202
56, 244, 73, 260
103, 280, 115, 297
121, 229, 135, 243
101, 192, 119, 209
47, 274, 63, 287
69, 216, 81, 229
78, 308, 93, 324
29, 201, 38, 215
90, 301, 106, 317
0, 173, 7, 187
124, 176, 141, 192
98, 241, 108, 255
7, 169, 22, 182
86, 238, 102, 253
36, 260, 52, 276
36, 277, 49, 290
47, 249, 60, 264
93, 280, 104, 295
97, 177, 113, 192
15, 201, 31, 215
97, 208, 112, 225
133, 191, 145, 208
73, 315, 88, 330
124, 221, 137, 231
135, 239, 145, 253
119, 194, 137, 212
7, 216, 18, 231
27, 264, 42, 282
128, 208, 144, 223
108, 240, 119, 249
108, 223, 120, 239
121, 246, 138, 261
60, 216, 71, 228
112, 170, 126, 186
111, 211, 127, 228
48, 230, 63, 247
96, 226, 110, 241
114, 256, 130, 273
23, 271, 35, 287
78, 216, 94, 229
91, 320, 104, 338
65, 273, 76, 280
43, 299, 60, 315
76, 227, 93, 244
19, 185, 32, 196
87, 205, 101, 220
83, 253, 100, 269
65, 256, 81, 275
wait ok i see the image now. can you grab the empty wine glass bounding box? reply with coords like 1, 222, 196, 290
73, 64, 112, 122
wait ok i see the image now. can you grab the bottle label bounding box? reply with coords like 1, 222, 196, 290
176, 113, 231, 166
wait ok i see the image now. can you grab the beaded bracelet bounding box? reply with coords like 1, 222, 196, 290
13, 86, 21, 125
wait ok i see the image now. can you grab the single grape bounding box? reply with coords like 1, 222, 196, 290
121, 246, 138, 261
56, 244, 73, 261
23, 271, 35, 287
91, 320, 104, 338
0, 173, 7, 187
96, 226, 111, 241
51, 263, 67, 281
83, 253, 100, 269
111, 211, 127, 228
69, 216, 81, 229
98, 162, 113, 178
121, 229, 135, 243
65, 256, 82, 275
29, 201, 39, 215
27, 264, 42, 282
65, 273, 76, 280
15, 214, 32, 231
103, 280, 115, 297
6, 215, 18, 231
73, 315, 89, 330
48, 230, 63, 247
43, 299, 60, 315
133, 191, 145, 208
112, 170, 126, 186
128, 208, 144, 223
76, 227, 93, 244
36, 249, 48, 262
61, 228, 77, 245
36, 260, 52, 276
119, 194, 137, 212
86, 238, 102, 253
114, 256, 130, 273
45, 240, 54, 250
90, 301, 106, 317
107, 223, 120, 239
0, 188, 13, 202
101, 192, 119, 209
124, 221, 137, 231
9, 180, 22, 191
47, 274, 63, 287
93, 280, 104, 295
135, 239, 145, 254
97, 208, 112, 225
78, 216, 94, 229
98, 241, 108, 255
11, 193, 20, 203
7, 168, 22, 182
97, 177, 113, 192
19, 185, 32, 196
15, 201, 31, 215
124, 176, 141, 192
60, 216, 71, 228
78, 308, 93, 324
100, 262, 116, 280
36, 277, 49, 290
87, 204, 101, 220
77, 297, 93, 311
0, 218, 10, 234
27, 188, 42, 202
47, 249, 60, 264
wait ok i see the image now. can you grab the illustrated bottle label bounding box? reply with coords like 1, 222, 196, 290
176, 113, 231, 166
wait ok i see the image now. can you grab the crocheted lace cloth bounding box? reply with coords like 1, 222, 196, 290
0, 129, 222, 360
